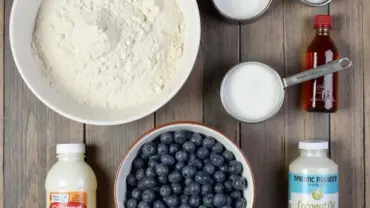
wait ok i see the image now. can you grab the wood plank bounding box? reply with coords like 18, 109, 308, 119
4, 0, 84, 207
363, 0, 370, 205
85, 118, 154, 208
330, 0, 365, 207
240, 1, 285, 206
199, 0, 240, 143
284, 2, 329, 165
0, 0, 4, 206
331, 1, 366, 206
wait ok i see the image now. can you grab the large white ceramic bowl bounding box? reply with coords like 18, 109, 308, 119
114, 122, 255, 208
10, 0, 201, 125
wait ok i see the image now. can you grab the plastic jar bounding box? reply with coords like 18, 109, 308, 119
289, 140, 338, 208
45, 144, 97, 208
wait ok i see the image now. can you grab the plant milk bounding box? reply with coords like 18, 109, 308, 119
213, 0, 271, 20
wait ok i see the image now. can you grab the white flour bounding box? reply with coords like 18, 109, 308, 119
33, 0, 185, 108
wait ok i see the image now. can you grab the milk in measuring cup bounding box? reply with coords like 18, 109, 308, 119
45, 144, 97, 208
289, 140, 338, 208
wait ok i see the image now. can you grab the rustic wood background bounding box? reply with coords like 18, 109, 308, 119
1, 0, 368, 207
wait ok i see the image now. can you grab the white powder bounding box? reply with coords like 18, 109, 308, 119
221, 63, 284, 122
33, 0, 185, 109
213, 0, 270, 20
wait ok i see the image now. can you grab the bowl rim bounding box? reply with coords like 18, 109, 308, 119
113, 121, 256, 208
9, 0, 201, 126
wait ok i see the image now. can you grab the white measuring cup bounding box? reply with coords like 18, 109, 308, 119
220, 58, 352, 123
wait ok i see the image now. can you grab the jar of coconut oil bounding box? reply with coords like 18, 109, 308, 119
289, 140, 338, 208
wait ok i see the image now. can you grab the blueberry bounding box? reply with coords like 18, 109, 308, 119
160, 132, 174, 144
154, 200, 167, 208
176, 162, 186, 170
158, 175, 168, 184
168, 170, 182, 183
164, 195, 180, 207
195, 172, 211, 185
126, 198, 138, 208
224, 180, 233, 192
196, 147, 210, 159
183, 141, 196, 153
184, 186, 191, 196
221, 205, 232, 208
229, 160, 243, 175
185, 178, 193, 186
181, 195, 189, 204
182, 165, 197, 178
229, 174, 238, 181
201, 184, 212, 195
172, 183, 183, 194
142, 177, 157, 188
142, 189, 156, 202
161, 154, 176, 166
214, 183, 225, 193
222, 150, 234, 161
136, 169, 146, 181
146, 167, 156, 177
230, 191, 242, 199
133, 158, 145, 169
225, 195, 232, 205
131, 188, 142, 200
138, 201, 150, 208
148, 159, 159, 168
142, 142, 157, 157
137, 180, 146, 189
174, 131, 187, 144
157, 143, 169, 155
127, 174, 137, 186
219, 165, 228, 172
169, 144, 180, 155
210, 153, 225, 167
175, 150, 189, 162
235, 198, 247, 208
213, 194, 226, 207
232, 176, 246, 190
189, 195, 201, 207
212, 143, 224, 153
203, 136, 216, 148
179, 204, 192, 208
199, 205, 207, 208
214, 171, 226, 182
156, 164, 169, 176
149, 155, 161, 161
188, 182, 201, 195
160, 184, 173, 197
189, 153, 197, 161
190, 159, 203, 170
203, 163, 216, 175
190, 133, 203, 146
203, 194, 214, 207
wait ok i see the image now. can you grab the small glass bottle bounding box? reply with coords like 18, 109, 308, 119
302, 15, 339, 112
289, 140, 338, 208
45, 144, 97, 208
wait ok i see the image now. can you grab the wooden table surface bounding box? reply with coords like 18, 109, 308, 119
1, 0, 369, 207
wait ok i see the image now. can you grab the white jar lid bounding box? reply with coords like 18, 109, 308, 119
299, 140, 329, 150
57, 143, 86, 154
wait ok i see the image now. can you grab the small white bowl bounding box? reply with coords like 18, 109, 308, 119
10, 0, 201, 125
114, 122, 255, 208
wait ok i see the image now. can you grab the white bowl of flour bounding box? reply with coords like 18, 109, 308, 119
10, 0, 200, 125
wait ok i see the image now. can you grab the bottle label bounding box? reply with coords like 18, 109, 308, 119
48, 192, 87, 208
288, 173, 338, 208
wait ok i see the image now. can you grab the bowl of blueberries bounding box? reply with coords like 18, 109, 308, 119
114, 122, 255, 208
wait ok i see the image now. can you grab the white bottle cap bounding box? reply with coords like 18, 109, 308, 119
299, 140, 329, 150
57, 144, 86, 154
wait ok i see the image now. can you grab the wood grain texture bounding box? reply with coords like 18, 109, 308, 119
199, 0, 240, 142
330, 0, 365, 207
85, 118, 154, 208
363, 0, 370, 204
4, 0, 84, 207
0, 0, 4, 206
240, 0, 286, 206
283, 2, 329, 167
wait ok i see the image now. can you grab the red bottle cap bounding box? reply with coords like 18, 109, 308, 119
314, 15, 332, 29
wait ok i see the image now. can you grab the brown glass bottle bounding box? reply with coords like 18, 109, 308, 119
302, 15, 339, 112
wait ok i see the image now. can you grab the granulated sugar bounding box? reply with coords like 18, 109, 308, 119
33, 0, 185, 109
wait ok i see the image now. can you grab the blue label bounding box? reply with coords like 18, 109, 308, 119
288, 173, 339, 200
